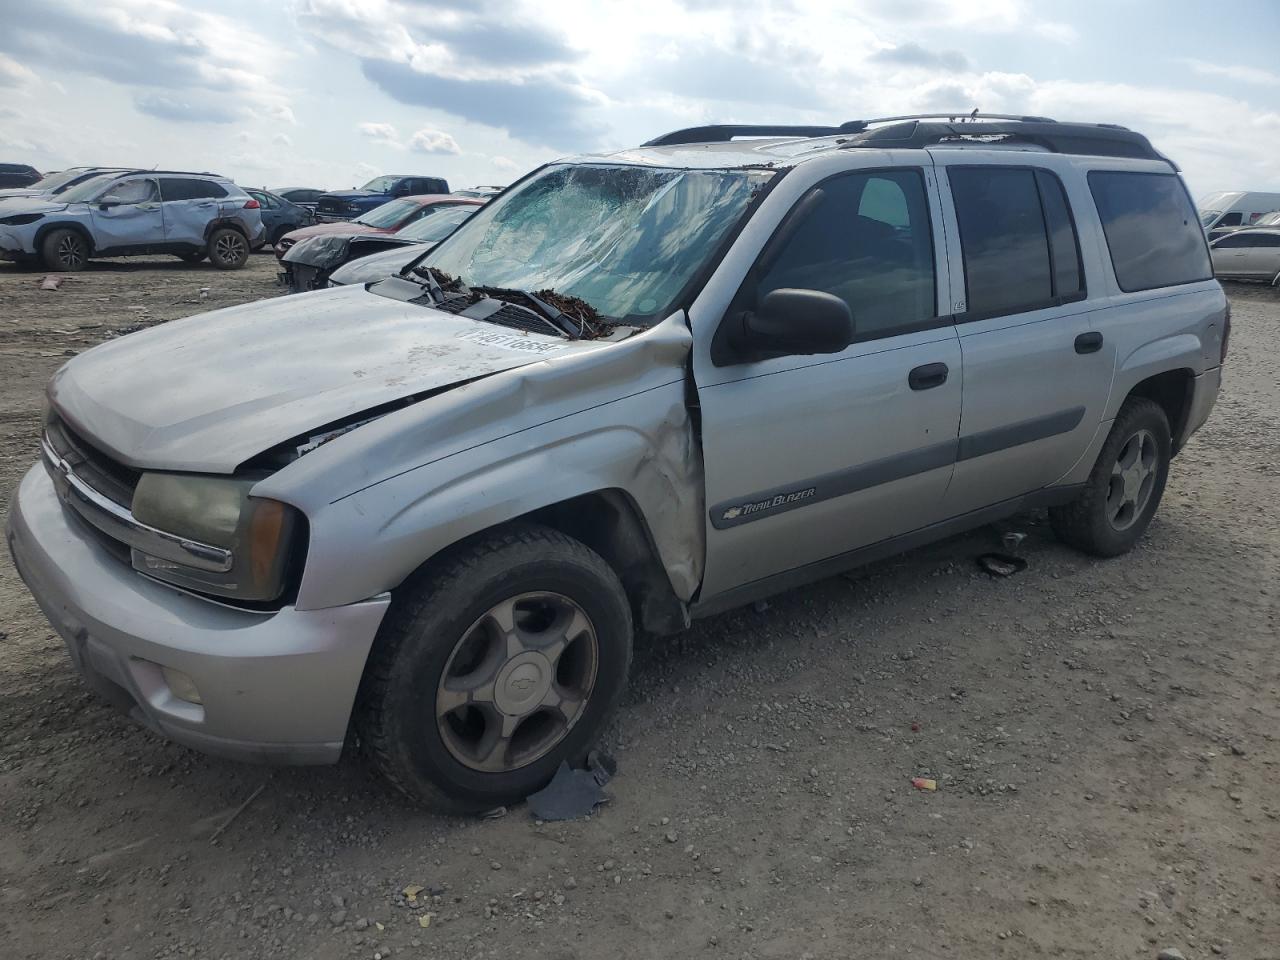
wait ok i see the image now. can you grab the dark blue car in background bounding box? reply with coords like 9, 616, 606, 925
315, 174, 449, 221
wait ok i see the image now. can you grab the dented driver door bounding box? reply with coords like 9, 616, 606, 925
691, 160, 962, 601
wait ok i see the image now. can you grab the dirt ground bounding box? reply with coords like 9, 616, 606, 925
0, 255, 1277, 960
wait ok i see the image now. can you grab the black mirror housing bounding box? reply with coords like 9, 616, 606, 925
739, 288, 854, 360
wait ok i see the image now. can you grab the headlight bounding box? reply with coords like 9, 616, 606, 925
0, 213, 44, 226
130, 474, 302, 602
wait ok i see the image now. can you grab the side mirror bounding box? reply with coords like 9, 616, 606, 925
738, 288, 854, 359
98, 199, 121, 210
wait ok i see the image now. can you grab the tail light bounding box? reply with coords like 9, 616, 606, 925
243, 199, 261, 209
1220, 301, 1231, 364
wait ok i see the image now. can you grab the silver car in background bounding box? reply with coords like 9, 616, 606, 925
8, 114, 1225, 812
1210, 226, 1280, 283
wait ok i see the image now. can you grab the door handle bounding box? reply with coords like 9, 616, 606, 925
1074, 332, 1103, 354
908, 362, 949, 390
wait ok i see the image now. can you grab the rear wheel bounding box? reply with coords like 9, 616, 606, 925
1050, 398, 1171, 557
40, 228, 89, 271
357, 524, 633, 812
206, 227, 249, 269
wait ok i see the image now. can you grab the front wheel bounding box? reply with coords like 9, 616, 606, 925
356, 524, 633, 812
1050, 397, 1171, 557
206, 227, 249, 269
40, 228, 89, 271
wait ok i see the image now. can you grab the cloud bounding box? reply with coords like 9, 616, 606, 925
1185, 59, 1280, 86
0, 53, 35, 86
490, 156, 519, 172
362, 58, 603, 148
359, 121, 402, 147
409, 128, 461, 154
134, 93, 239, 124
867, 43, 968, 72
272, 132, 294, 147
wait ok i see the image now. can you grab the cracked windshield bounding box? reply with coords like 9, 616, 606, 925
401, 163, 775, 323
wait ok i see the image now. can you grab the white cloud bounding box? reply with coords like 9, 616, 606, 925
409, 128, 461, 155
358, 121, 401, 147
272, 132, 293, 147
0, 52, 35, 86
1185, 58, 1280, 86
490, 155, 519, 172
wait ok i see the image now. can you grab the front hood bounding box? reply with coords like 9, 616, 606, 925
285, 222, 381, 244
0, 197, 67, 216
330, 243, 421, 286
323, 190, 378, 201
49, 285, 596, 473
0, 188, 48, 200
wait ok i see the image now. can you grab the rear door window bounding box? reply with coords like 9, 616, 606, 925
1088, 171, 1213, 292
160, 178, 229, 201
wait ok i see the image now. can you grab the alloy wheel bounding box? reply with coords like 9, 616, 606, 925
1106, 427, 1158, 531
435, 592, 599, 773
213, 232, 246, 264
57, 234, 86, 269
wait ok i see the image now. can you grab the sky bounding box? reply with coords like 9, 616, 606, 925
1, 0, 1278, 202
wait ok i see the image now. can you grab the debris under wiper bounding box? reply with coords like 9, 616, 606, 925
408, 268, 612, 340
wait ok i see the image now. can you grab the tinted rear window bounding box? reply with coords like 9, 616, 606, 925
159, 178, 228, 201
1088, 171, 1212, 292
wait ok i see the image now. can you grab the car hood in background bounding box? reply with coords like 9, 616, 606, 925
285, 233, 413, 269
320, 190, 381, 201
48, 285, 597, 473
330, 242, 424, 286
0, 197, 68, 216
281, 222, 385, 245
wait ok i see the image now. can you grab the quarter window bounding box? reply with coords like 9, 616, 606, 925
949, 166, 1083, 319
1089, 171, 1213, 292
753, 170, 937, 339
1218, 212, 1243, 226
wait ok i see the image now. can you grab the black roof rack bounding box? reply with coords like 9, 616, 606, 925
838, 117, 1166, 162
642, 123, 866, 147
641, 113, 1169, 164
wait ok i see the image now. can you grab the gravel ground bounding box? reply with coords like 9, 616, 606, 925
0, 256, 1277, 960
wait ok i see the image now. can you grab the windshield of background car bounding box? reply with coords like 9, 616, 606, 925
30, 169, 86, 192
58, 174, 123, 203
402, 163, 776, 323
1199, 210, 1222, 227
355, 198, 421, 228
395, 205, 476, 242
1257, 211, 1280, 226
361, 176, 398, 192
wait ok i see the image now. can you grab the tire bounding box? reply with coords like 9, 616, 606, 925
206, 227, 249, 269
1049, 397, 1171, 557
40, 228, 90, 272
357, 523, 633, 812
179, 251, 206, 263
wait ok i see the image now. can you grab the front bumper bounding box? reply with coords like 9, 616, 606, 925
6, 464, 391, 765
0, 227, 34, 257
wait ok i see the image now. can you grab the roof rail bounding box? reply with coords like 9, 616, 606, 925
838, 119, 1166, 162
846, 112, 1059, 129
642, 123, 866, 147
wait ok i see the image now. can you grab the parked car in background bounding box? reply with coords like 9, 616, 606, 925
6, 114, 1225, 811
272, 187, 327, 212
1200, 191, 1280, 239
274, 194, 479, 258
0, 163, 41, 189
315, 175, 449, 221
1210, 227, 1280, 282
0, 166, 134, 201
283, 202, 478, 291
245, 189, 315, 247
0, 169, 265, 270
455, 185, 505, 198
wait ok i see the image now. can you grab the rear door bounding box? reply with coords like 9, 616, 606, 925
932, 158, 1112, 514
1211, 233, 1253, 276
88, 177, 163, 250
159, 177, 229, 246
694, 164, 962, 598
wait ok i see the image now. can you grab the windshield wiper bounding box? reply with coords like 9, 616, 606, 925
471, 286, 584, 339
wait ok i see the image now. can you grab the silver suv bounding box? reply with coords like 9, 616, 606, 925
0, 170, 265, 270
7, 115, 1225, 811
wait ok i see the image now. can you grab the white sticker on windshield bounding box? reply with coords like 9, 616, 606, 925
454, 329, 568, 354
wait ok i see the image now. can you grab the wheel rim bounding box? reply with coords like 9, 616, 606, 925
57, 234, 85, 268
1106, 427, 1158, 531
435, 592, 599, 773
214, 232, 245, 263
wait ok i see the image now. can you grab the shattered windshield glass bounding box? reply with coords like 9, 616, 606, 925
395, 163, 776, 324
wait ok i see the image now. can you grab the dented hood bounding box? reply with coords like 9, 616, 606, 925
49, 285, 597, 473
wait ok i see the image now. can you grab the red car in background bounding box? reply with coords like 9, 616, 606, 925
274, 195, 483, 258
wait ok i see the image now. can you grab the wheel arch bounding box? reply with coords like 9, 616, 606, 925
1122, 368, 1195, 454
203, 217, 249, 242
34, 220, 96, 255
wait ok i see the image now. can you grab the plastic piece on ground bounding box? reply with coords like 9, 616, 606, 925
527, 751, 617, 821
976, 552, 1028, 577
912, 777, 938, 791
